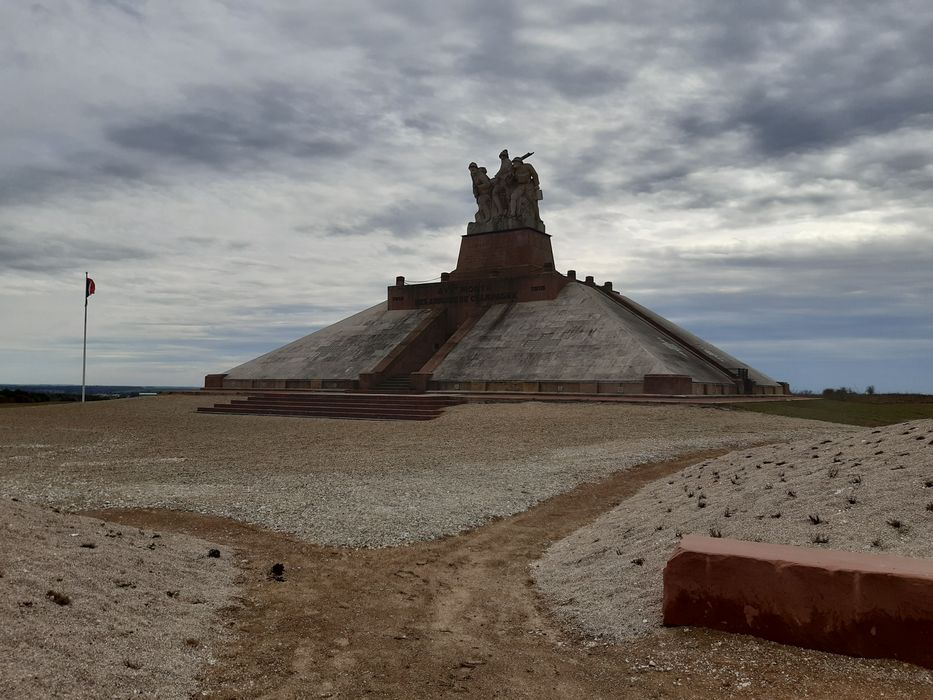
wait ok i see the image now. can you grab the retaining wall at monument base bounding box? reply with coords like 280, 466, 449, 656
663, 535, 933, 669
206, 375, 788, 396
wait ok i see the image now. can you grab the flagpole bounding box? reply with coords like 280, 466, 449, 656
82, 271, 88, 403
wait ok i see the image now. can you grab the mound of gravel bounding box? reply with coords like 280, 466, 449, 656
534, 419, 933, 644
0, 498, 237, 699
0, 397, 843, 547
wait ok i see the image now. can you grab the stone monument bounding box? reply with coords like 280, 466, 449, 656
468, 149, 544, 234
204, 149, 789, 397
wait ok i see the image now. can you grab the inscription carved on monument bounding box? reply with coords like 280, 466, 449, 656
414, 283, 519, 307
468, 148, 544, 234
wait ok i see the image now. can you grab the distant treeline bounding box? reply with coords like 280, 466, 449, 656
0, 384, 197, 405
795, 387, 933, 403
0, 389, 112, 404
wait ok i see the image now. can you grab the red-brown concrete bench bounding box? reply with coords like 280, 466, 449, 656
663, 535, 933, 669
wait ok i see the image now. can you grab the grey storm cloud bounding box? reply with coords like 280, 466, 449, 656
684, 87, 933, 159
672, 5, 933, 157
105, 83, 362, 169
0, 228, 154, 273
620, 232, 933, 351
325, 193, 467, 239
628, 232, 933, 288
0, 157, 148, 208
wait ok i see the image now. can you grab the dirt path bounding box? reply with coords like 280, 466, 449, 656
88, 451, 930, 699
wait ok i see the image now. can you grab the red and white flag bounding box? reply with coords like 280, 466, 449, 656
86, 277, 96, 298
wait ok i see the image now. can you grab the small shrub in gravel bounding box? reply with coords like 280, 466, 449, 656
887, 518, 904, 530
709, 527, 722, 538
813, 534, 829, 544
926, 502, 933, 512
808, 513, 823, 525
207, 548, 220, 558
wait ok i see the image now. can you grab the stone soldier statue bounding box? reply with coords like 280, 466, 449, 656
468, 162, 499, 223
508, 156, 541, 225
492, 149, 514, 215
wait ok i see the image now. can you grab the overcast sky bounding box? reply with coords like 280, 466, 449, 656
2, 1, 932, 392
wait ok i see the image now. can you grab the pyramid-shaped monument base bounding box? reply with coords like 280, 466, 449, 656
205, 228, 788, 396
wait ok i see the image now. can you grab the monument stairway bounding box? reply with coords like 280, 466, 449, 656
370, 374, 417, 393
197, 391, 465, 421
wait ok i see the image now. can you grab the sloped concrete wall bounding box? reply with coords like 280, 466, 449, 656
431, 284, 738, 384
223, 303, 431, 382
618, 294, 781, 387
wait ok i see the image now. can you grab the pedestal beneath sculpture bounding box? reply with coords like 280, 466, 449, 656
453, 228, 555, 278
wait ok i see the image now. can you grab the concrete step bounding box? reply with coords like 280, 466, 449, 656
235, 394, 458, 403
207, 398, 448, 410
198, 391, 465, 421
220, 401, 444, 415
197, 407, 438, 421
370, 376, 418, 394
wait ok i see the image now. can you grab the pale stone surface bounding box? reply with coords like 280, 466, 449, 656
431, 282, 781, 386
224, 302, 431, 381
221, 281, 778, 390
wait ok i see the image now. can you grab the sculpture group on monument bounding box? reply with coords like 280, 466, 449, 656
468, 149, 544, 234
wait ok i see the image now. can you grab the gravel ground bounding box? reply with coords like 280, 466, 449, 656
0, 395, 841, 547
0, 498, 237, 699
534, 420, 933, 655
